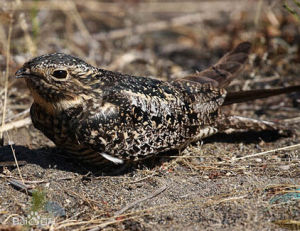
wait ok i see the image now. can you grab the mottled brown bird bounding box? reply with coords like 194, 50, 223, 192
16, 42, 300, 165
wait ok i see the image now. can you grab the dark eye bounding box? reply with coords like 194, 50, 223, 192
52, 70, 67, 79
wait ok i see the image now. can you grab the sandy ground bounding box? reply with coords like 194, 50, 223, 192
0, 1, 300, 230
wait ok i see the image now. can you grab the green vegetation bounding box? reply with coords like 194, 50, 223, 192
284, 0, 300, 21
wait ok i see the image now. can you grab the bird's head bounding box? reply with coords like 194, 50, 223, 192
16, 53, 97, 113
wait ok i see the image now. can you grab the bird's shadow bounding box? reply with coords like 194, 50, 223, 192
204, 129, 287, 144
0, 130, 287, 176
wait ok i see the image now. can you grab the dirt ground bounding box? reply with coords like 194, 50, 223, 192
0, 0, 300, 230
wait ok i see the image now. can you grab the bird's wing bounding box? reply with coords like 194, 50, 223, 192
71, 76, 181, 156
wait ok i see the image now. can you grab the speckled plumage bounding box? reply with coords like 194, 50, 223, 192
16, 42, 300, 165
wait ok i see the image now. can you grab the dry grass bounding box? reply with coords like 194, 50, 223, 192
0, 0, 300, 230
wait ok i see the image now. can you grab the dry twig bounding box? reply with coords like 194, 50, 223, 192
0, 117, 32, 133
114, 184, 168, 216
232, 143, 300, 161
94, 12, 221, 41
5, 108, 30, 123
85, 185, 168, 231
7, 179, 33, 195
0, 13, 13, 145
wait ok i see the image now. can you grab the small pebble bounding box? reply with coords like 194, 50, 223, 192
45, 201, 66, 217
279, 165, 290, 170
255, 158, 262, 162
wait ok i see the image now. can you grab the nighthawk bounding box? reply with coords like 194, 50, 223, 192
16, 42, 300, 165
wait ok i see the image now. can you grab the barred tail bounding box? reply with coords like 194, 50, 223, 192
223, 85, 300, 105
180, 42, 251, 88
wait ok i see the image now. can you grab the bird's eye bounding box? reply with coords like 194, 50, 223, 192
52, 70, 68, 79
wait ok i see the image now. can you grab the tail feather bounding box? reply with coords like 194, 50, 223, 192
180, 42, 251, 88
223, 85, 300, 105
178, 41, 300, 105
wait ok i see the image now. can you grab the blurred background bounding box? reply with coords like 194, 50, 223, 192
1, 0, 300, 74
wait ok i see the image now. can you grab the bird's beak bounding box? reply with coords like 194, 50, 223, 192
15, 67, 31, 78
